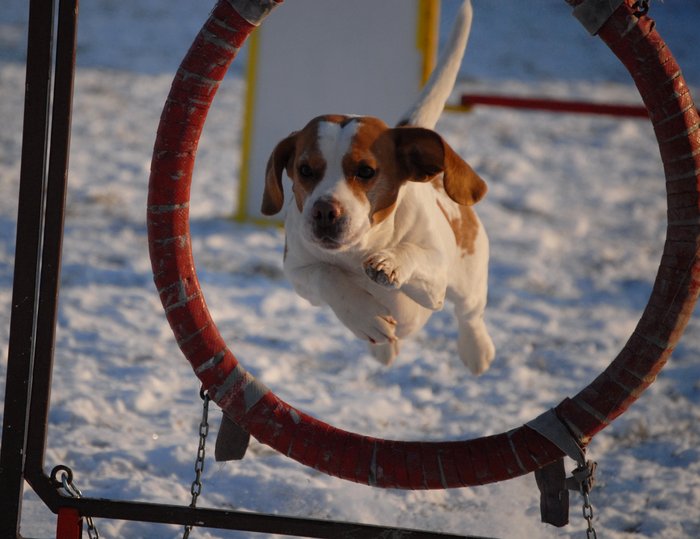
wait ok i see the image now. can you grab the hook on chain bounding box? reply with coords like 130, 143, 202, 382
50, 465, 100, 539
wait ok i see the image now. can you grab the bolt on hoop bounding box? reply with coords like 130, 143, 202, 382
147, 0, 700, 532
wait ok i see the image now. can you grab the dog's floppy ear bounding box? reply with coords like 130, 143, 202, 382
392, 127, 487, 206
261, 132, 297, 215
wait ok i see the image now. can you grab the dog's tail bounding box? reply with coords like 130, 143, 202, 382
397, 0, 473, 129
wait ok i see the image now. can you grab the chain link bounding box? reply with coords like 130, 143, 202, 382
183, 388, 211, 539
50, 466, 100, 539
574, 461, 598, 539
582, 488, 597, 539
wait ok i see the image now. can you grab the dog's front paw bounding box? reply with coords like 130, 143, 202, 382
363, 252, 404, 289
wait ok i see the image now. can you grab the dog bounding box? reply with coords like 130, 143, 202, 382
260, 0, 495, 374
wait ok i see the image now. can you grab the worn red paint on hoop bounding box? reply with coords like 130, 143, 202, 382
148, 0, 700, 489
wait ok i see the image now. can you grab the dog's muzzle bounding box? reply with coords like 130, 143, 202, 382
311, 198, 346, 248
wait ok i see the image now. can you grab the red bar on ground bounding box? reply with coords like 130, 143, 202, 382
460, 93, 650, 118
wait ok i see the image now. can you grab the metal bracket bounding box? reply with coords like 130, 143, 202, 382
527, 409, 586, 465
527, 409, 596, 528
226, 0, 282, 26
572, 0, 625, 35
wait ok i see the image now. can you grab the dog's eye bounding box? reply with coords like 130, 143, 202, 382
356, 165, 376, 181
298, 164, 314, 178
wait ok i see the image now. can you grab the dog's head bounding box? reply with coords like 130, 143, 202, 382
262, 114, 486, 250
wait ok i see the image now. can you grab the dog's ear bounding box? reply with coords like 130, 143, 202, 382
392, 127, 487, 206
262, 132, 297, 215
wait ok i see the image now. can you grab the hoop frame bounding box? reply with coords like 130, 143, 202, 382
147, 0, 700, 490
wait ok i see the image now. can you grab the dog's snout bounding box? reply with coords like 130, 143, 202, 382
310, 198, 346, 247
312, 198, 342, 227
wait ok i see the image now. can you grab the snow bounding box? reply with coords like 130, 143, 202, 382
1, 0, 700, 538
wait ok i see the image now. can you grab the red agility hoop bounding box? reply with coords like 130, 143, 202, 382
147, 0, 700, 491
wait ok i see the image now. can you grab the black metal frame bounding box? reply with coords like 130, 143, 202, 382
0, 1, 483, 537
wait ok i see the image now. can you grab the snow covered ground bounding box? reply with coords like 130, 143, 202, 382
1, 1, 700, 538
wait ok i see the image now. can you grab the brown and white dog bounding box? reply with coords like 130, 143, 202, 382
261, 0, 495, 374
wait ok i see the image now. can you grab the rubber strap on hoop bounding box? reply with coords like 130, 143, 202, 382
148, 0, 700, 491
571, 0, 624, 35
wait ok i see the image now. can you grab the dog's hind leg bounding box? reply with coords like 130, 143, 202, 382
456, 309, 495, 375
450, 276, 494, 375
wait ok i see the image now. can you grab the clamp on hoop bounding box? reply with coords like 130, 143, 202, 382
571, 0, 625, 35
227, 0, 282, 26
527, 409, 597, 530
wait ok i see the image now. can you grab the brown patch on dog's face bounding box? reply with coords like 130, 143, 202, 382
284, 120, 329, 213
338, 117, 405, 226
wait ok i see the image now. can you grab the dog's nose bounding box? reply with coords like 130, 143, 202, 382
311, 198, 346, 246
312, 198, 342, 227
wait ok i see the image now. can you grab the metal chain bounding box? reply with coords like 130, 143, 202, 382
183, 387, 211, 539
50, 465, 100, 539
581, 487, 597, 539
572, 461, 598, 539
